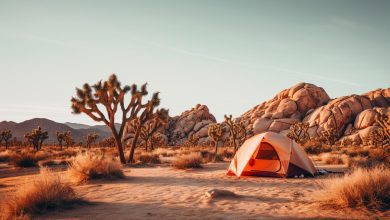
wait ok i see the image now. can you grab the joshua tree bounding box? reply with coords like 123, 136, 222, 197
187, 133, 200, 147
0, 130, 12, 149
208, 123, 224, 154
63, 131, 75, 148
84, 133, 99, 148
341, 137, 353, 147
24, 126, 49, 151
56, 131, 67, 150
100, 136, 116, 148
224, 115, 247, 152
319, 128, 337, 146
368, 128, 385, 148
374, 111, 390, 143
71, 74, 162, 164
287, 122, 310, 145
139, 109, 169, 152
151, 133, 165, 148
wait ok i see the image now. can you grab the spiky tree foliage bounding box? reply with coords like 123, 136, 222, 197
84, 133, 99, 148
100, 136, 116, 148
0, 130, 12, 149
319, 128, 337, 146
287, 122, 309, 145
71, 74, 161, 164
374, 111, 390, 144
368, 128, 385, 148
224, 115, 247, 152
151, 133, 165, 148
208, 123, 224, 154
187, 133, 200, 147
341, 137, 353, 147
56, 131, 67, 150
24, 126, 49, 151
139, 109, 169, 152
63, 131, 75, 148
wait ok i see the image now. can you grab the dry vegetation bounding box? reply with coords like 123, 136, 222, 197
1, 168, 81, 219
68, 152, 125, 184
172, 152, 203, 169
318, 166, 390, 211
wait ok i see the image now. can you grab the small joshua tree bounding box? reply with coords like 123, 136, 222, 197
208, 123, 224, 154
63, 131, 75, 148
341, 137, 353, 147
374, 111, 390, 145
187, 133, 200, 147
0, 130, 12, 149
56, 131, 67, 150
287, 122, 309, 145
24, 126, 49, 151
71, 74, 162, 164
84, 133, 99, 148
319, 128, 337, 146
224, 115, 246, 152
368, 128, 385, 148
100, 136, 116, 148
139, 109, 169, 151
151, 133, 165, 148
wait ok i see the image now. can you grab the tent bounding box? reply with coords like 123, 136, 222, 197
227, 132, 316, 178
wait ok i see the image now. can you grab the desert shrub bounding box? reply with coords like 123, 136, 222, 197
54, 149, 78, 158
1, 168, 80, 219
0, 150, 14, 163
220, 149, 234, 159
321, 153, 348, 165
318, 166, 390, 210
345, 147, 370, 157
135, 152, 161, 164
304, 144, 332, 155
172, 152, 203, 169
349, 148, 389, 168
201, 152, 225, 163
12, 153, 38, 167
68, 153, 124, 184
153, 148, 177, 157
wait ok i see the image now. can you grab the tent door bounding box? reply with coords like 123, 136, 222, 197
249, 142, 281, 173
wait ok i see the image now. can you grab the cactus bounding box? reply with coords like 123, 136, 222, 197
24, 126, 49, 151
71, 74, 162, 164
0, 130, 12, 149
84, 133, 99, 148
139, 109, 169, 151
287, 122, 309, 144
224, 115, 247, 152
208, 123, 224, 154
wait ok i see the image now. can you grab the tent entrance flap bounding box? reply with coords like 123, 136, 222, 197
249, 142, 281, 173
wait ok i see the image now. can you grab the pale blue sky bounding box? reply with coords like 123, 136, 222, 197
0, 0, 389, 125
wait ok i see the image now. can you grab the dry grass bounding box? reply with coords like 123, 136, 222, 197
1, 168, 80, 219
320, 153, 348, 165
318, 166, 390, 210
172, 152, 203, 169
345, 147, 370, 157
135, 152, 161, 164
153, 148, 177, 157
0, 150, 14, 163
304, 144, 332, 155
68, 152, 125, 184
12, 153, 38, 168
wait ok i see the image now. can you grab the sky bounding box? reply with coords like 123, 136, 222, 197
0, 0, 389, 125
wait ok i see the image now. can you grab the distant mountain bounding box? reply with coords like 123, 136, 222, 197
65, 122, 121, 132
0, 118, 112, 144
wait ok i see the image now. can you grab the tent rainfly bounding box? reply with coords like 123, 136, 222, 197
227, 132, 317, 178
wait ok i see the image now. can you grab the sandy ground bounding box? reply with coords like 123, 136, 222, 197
0, 162, 388, 220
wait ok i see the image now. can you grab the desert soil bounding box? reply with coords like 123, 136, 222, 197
0, 162, 388, 220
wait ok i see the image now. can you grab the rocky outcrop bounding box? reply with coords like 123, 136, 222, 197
303, 89, 390, 140
165, 104, 216, 145
239, 83, 330, 135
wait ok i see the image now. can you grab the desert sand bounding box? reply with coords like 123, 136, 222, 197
1, 162, 387, 220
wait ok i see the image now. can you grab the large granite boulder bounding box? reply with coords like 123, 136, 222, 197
165, 104, 216, 145
240, 82, 330, 135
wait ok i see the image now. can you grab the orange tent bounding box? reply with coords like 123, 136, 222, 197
227, 132, 316, 178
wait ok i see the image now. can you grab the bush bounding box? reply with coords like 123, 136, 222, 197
153, 148, 177, 157
304, 144, 332, 155
1, 168, 80, 219
345, 147, 370, 157
172, 153, 203, 169
136, 153, 161, 164
321, 153, 348, 165
12, 153, 38, 167
68, 153, 124, 184
318, 166, 390, 210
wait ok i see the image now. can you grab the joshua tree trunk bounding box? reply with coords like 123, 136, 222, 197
214, 141, 218, 155
128, 126, 142, 163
